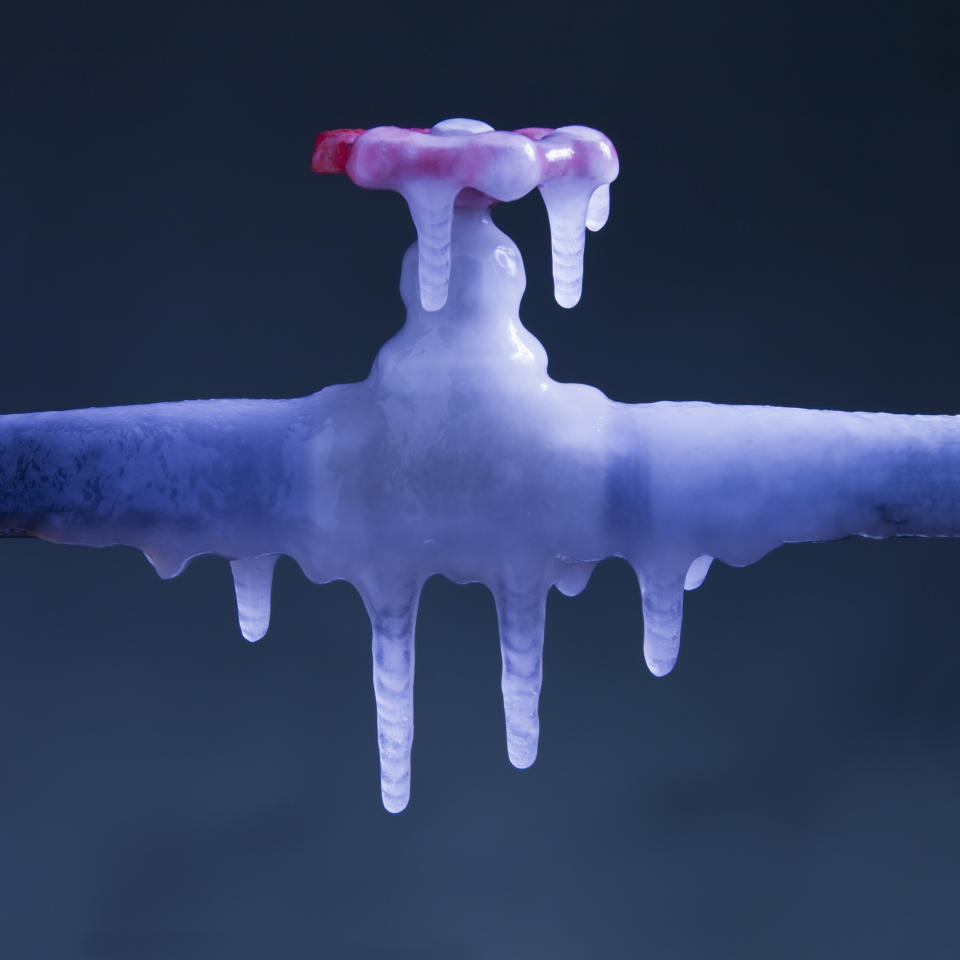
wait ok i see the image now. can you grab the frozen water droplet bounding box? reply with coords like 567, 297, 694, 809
230, 555, 277, 642
363, 587, 420, 813
684, 555, 713, 591
538, 179, 591, 308
401, 184, 457, 312
638, 570, 685, 677
585, 183, 610, 232
495, 584, 547, 769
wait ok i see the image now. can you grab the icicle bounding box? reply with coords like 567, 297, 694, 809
363, 585, 421, 813
230, 555, 277, 642
494, 583, 547, 769
535, 125, 618, 306
684, 554, 713, 591
637, 570, 685, 677
431, 118, 494, 136
400, 183, 458, 312
142, 549, 189, 580
538, 178, 592, 308
585, 183, 610, 232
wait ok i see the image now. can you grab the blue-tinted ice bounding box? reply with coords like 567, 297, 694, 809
3, 120, 960, 812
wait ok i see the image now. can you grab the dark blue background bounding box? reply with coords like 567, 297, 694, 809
2, 1, 959, 956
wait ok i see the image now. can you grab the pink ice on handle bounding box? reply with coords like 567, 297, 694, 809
310, 119, 619, 310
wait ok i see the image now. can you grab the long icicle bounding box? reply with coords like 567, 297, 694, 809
229, 555, 278, 642
494, 581, 548, 769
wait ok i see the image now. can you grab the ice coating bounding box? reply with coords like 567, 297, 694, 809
314, 119, 619, 310
4, 120, 960, 812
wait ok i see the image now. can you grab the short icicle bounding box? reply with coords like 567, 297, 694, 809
230, 555, 278, 642
362, 582, 421, 813
684, 555, 713, 591
585, 183, 610, 232
494, 581, 548, 769
637, 569, 686, 677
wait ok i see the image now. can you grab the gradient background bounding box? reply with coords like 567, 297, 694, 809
2, 1, 959, 957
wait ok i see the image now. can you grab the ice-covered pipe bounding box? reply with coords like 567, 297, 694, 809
3, 119, 959, 812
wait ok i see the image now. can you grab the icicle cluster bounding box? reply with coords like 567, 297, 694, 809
4, 120, 960, 813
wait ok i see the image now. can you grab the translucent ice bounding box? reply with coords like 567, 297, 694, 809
4, 120, 960, 812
